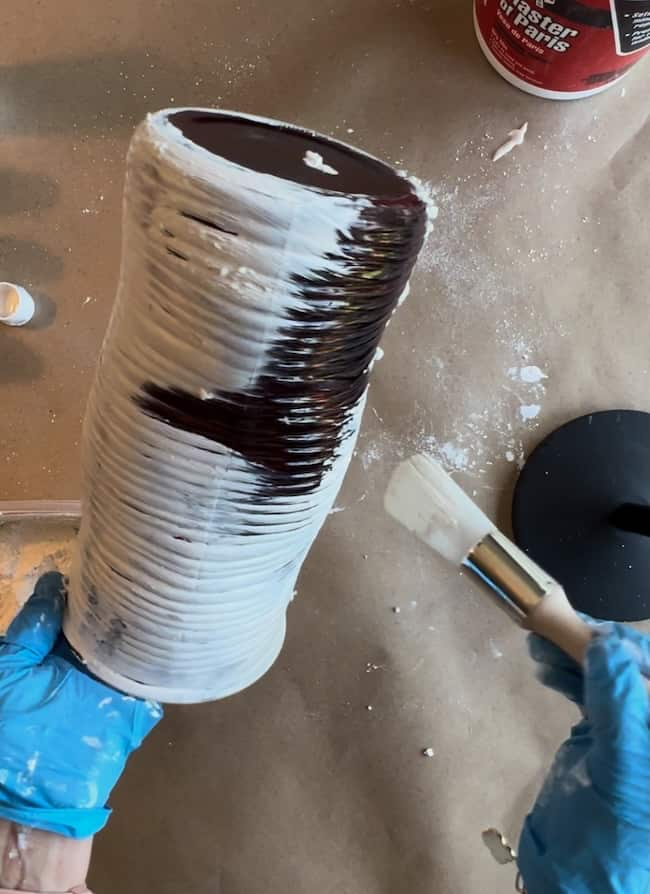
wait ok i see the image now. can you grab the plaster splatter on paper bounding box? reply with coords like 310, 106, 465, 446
365, 662, 383, 673
488, 638, 504, 659
360, 431, 399, 471
355, 130, 565, 480
351, 109, 599, 498
359, 341, 549, 478
428, 346, 548, 472
519, 404, 541, 422
508, 366, 547, 385
417, 182, 502, 310
492, 122, 528, 162
438, 442, 471, 471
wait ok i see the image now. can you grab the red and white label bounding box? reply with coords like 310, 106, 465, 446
475, 0, 650, 94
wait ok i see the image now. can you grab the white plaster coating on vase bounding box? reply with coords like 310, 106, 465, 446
65, 109, 425, 703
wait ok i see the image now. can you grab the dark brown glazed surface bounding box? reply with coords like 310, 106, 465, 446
137, 112, 428, 496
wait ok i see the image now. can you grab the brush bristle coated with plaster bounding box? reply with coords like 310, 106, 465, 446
385, 455, 602, 671
384, 454, 495, 565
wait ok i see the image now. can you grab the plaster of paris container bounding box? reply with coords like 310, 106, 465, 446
65, 109, 430, 703
474, 0, 650, 99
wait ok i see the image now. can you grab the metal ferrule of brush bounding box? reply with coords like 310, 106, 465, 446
463, 530, 559, 624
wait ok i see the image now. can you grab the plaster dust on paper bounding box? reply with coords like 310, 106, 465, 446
360, 345, 549, 478
357, 126, 564, 480
0, 521, 77, 633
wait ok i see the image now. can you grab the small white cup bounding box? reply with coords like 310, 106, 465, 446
0, 283, 35, 327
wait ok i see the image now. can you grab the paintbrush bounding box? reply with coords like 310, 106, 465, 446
384, 453, 595, 665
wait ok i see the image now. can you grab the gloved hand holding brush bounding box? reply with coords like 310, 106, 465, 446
384, 455, 650, 892
518, 623, 650, 894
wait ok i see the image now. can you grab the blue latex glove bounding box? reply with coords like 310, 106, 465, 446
0, 572, 162, 839
519, 623, 650, 894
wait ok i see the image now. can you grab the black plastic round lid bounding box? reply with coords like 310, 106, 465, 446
512, 410, 650, 622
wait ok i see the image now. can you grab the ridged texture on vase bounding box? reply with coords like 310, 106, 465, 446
65, 109, 429, 702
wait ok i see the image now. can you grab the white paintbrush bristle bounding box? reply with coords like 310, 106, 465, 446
384, 454, 495, 565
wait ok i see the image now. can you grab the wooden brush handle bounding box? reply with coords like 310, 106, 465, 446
523, 585, 597, 666
525, 586, 650, 697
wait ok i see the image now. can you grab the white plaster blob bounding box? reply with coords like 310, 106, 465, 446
519, 404, 541, 421
508, 365, 547, 384
492, 122, 528, 162
303, 150, 339, 176
65, 109, 426, 704
488, 639, 504, 659
439, 442, 469, 471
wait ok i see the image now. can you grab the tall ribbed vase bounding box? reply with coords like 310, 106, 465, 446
65, 109, 429, 703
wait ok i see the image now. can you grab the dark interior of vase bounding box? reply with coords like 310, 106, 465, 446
169, 109, 413, 198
